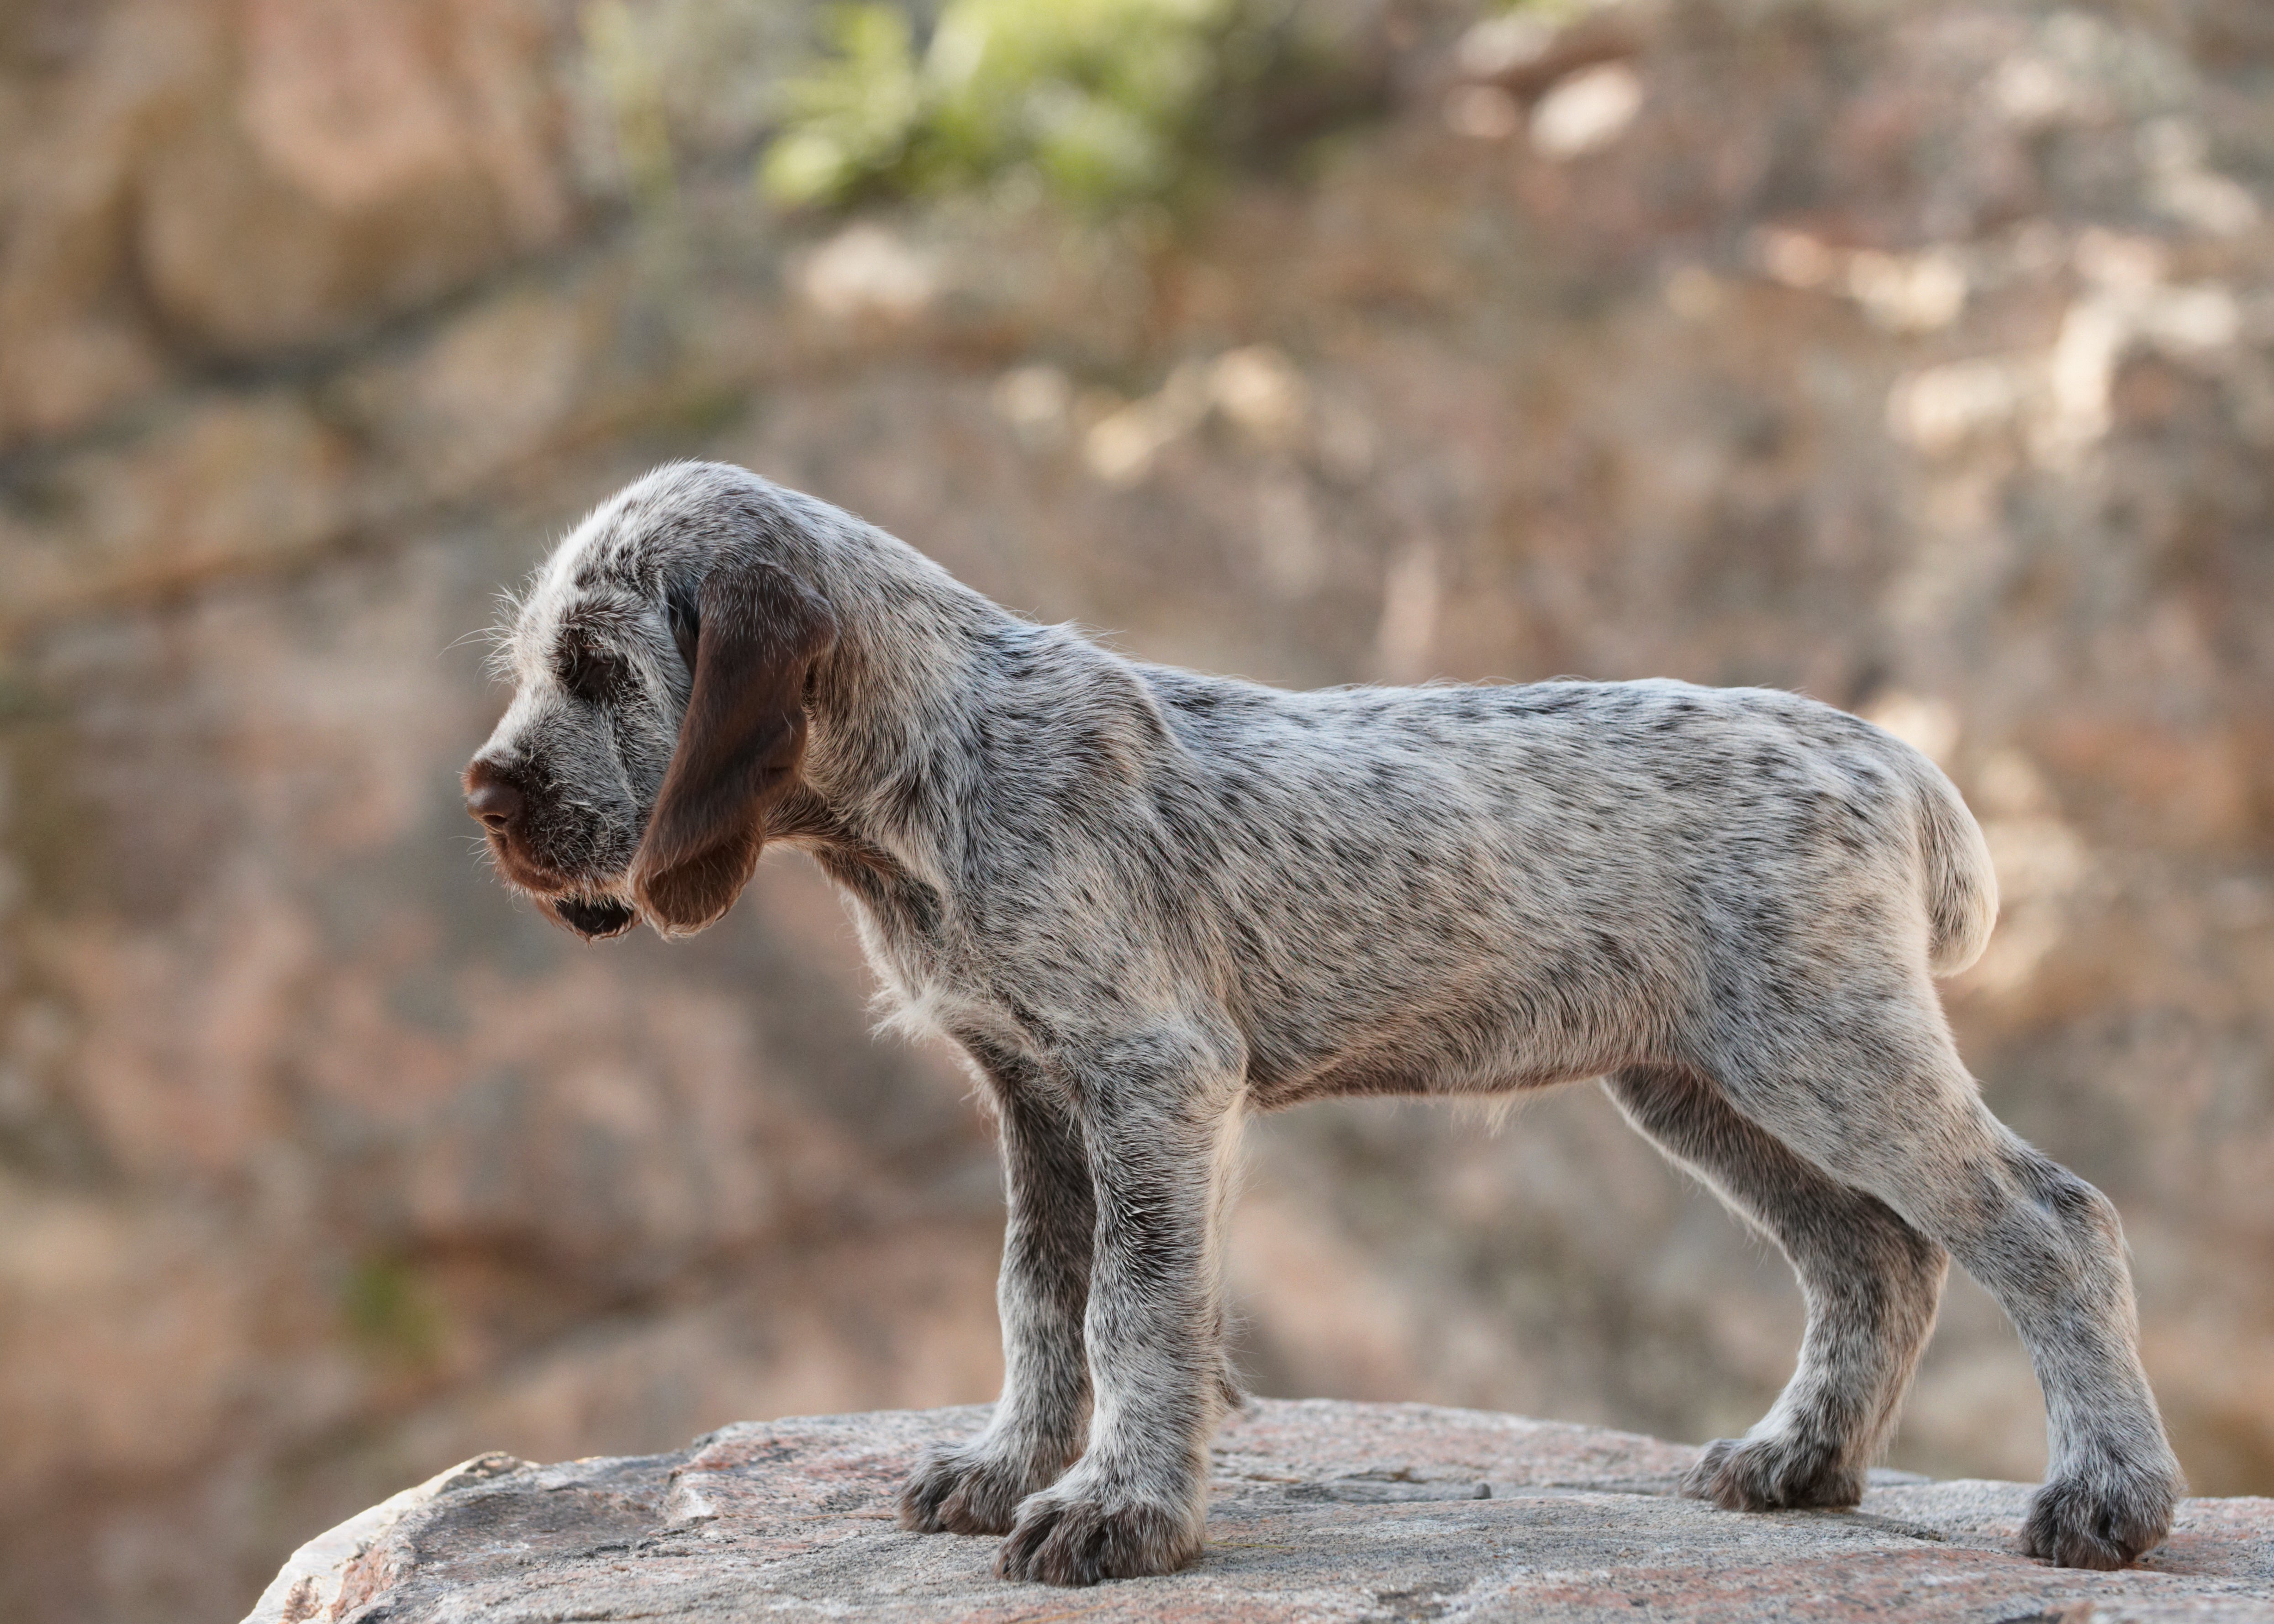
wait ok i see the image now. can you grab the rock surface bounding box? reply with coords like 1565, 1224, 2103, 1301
245, 1401, 2274, 1623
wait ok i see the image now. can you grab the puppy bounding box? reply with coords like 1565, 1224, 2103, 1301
466, 460, 2182, 1585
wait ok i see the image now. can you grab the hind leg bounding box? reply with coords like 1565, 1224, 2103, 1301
1709, 1020, 2184, 1567
1607, 1064, 1948, 1510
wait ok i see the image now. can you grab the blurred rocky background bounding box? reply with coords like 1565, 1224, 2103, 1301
0, 0, 2268, 1619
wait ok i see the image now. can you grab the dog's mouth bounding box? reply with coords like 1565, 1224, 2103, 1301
486, 834, 601, 890
547, 893, 639, 940
485, 840, 639, 940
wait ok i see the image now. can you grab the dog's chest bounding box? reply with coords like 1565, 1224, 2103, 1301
808, 841, 999, 1027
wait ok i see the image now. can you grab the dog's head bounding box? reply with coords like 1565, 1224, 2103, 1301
464, 463, 837, 940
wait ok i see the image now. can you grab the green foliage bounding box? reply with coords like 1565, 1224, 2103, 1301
585, 0, 680, 211
762, 0, 1269, 214
341, 1255, 444, 1366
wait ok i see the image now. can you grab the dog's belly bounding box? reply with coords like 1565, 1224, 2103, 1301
1241, 1011, 1641, 1110
1244, 1053, 1606, 1111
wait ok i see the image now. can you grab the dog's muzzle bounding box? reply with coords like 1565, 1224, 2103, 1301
465, 758, 636, 939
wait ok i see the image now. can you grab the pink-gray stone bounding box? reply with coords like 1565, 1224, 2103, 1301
244, 1401, 2274, 1623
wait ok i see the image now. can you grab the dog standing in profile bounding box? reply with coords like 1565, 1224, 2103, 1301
464, 460, 2182, 1586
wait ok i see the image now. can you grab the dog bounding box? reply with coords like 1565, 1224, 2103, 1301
464, 460, 2182, 1585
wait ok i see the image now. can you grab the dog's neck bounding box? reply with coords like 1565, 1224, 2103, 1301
786, 522, 1010, 889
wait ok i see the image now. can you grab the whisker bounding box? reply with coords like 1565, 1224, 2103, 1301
440, 625, 499, 657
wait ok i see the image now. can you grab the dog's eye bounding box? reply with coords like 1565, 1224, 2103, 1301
559, 645, 625, 704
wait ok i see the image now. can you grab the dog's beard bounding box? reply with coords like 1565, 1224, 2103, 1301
549, 894, 639, 939
485, 829, 640, 940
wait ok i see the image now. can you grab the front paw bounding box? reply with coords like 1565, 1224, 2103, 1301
2021, 1461, 2180, 1569
1682, 1434, 1863, 1511
995, 1482, 1202, 1585
899, 1444, 1065, 1536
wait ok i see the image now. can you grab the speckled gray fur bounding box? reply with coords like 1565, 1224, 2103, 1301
466, 462, 2183, 1585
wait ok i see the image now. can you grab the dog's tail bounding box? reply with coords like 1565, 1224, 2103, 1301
1908, 757, 1998, 976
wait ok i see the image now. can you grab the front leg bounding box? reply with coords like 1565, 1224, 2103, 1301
900, 1036, 1094, 1535
997, 1026, 1244, 1586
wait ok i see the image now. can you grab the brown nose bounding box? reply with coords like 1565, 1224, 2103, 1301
464, 761, 524, 834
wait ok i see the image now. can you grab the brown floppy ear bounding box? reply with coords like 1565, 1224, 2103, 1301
631, 555, 835, 936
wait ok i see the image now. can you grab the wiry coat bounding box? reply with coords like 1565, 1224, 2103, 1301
466, 461, 2182, 1585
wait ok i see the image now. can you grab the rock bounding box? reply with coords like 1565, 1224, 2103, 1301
332, 278, 612, 504
136, 0, 575, 358
0, 1, 202, 447
0, 389, 356, 633
242, 1401, 2274, 1623
0, 0, 577, 451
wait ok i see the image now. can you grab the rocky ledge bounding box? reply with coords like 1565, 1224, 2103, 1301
246, 1401, 2273, 1623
